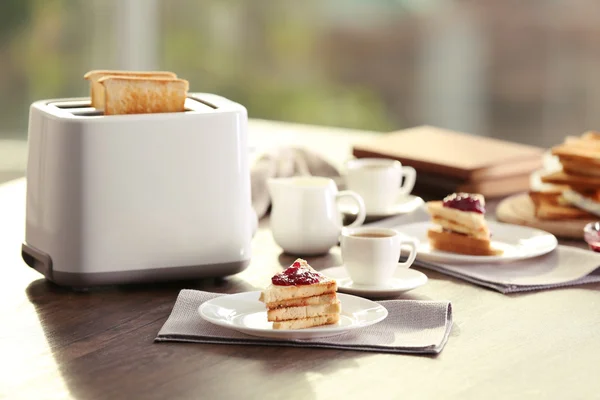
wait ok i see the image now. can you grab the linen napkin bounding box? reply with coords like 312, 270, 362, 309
411, 246, 600, 294
251, 147, 341, 219
155, 290, 453, 355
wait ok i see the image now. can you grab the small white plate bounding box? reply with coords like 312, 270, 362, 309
339, 194, 424, 219
320, 266, 428, 298
395, 220, 558, 264
198, 291, 388, 340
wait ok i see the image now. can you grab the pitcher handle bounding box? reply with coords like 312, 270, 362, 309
336, 190, 366, 228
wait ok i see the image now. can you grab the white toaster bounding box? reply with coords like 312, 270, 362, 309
22, 93, 255, 288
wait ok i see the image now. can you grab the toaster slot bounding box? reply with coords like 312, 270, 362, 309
48, 100, 92, 109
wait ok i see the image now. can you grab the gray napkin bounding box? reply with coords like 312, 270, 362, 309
155, 290, 453, 355
412, 246, 600, 294
251, 147, 340, 219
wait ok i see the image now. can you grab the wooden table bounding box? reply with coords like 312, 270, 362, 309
2, 121, 599, 400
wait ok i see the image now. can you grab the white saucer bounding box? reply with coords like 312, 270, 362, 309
339, 194, 424, 219
320, 266, 428, 298
395, 221, 558, 264
198, 291, 388, 340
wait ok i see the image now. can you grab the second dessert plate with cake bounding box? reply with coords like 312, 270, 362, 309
397, 193, 558, 264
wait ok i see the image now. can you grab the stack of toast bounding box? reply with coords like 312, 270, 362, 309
259, 259, 341, 330
426, 193, 503, 256
532, 131, 600, 220
83, 70, 189, 115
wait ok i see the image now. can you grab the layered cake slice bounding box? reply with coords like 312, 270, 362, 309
426, 192, 503, 256
259, 259, 341, 330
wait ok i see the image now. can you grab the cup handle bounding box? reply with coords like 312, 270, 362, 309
398, 166, 417, 196
398, 236, 418, 268
336, 190, 366, 228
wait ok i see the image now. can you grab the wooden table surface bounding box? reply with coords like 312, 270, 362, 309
2, 122, 600, 400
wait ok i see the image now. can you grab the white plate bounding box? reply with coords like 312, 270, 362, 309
394, 221, 558, 264
198, 291, 388, 340
339, 194, 424, 219
320, 266, 428, 298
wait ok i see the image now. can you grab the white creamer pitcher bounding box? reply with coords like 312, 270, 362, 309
267, 176, 366, 255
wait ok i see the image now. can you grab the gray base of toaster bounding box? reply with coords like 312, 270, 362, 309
21, 242, 250, 289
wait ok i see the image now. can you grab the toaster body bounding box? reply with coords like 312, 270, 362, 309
22, 93, 253, 288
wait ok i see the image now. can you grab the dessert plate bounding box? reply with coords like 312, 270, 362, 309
339, 194, 424, 220
395, 221, 558, 264
198, 291, 388, 340
320, 266, 428, 298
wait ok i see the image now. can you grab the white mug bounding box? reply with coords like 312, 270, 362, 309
340, 227, 418, 286
267, 176, 366, 255
345, 158, 416, 214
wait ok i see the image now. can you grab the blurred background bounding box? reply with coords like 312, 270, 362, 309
1, 0, 600, 182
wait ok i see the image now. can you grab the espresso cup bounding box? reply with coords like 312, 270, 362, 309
340, 227, 419, 287
345, 158, 416, 214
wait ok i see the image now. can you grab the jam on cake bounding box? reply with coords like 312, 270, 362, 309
259, 259, 341, 330
425, 192, 503, 256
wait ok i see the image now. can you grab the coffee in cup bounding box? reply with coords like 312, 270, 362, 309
340, 227, 419, 286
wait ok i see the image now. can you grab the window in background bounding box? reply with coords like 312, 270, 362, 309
2, 0, 600, 182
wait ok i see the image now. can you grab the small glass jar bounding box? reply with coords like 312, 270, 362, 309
583, 222, 600, 252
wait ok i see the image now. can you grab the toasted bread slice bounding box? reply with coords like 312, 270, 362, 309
99, 76, 189, 115
259, 279, 337, 304
427, 226, 503, 256
426, 201, 488, 238
272, 313, 340, 330
267, 301, 341, 322
265, 293, 338, 310
541, 171, 600, 191
529, 191, 595, 220
551, 145, 600, 166
84, 70, 177, 109
582, 131, 600, 141
560, 158, 600, 177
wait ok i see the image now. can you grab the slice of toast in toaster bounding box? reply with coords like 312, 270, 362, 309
98, 76, 189, 115
84, 70, 178, 109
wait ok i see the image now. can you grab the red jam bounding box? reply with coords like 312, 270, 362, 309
271, 261, 322, 286
443, 193, 485, 214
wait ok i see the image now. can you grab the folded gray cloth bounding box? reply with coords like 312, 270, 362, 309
251, 147, 340, 219
412, 246, 600, 294
155, 290, 453, 355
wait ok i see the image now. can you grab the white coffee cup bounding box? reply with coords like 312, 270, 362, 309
340, 227, 419, 286
345, 158, 416, 214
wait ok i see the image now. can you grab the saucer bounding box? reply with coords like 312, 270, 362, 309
339, 194, 424, 220
320, 266, 428, 298
198, 291, 388, 340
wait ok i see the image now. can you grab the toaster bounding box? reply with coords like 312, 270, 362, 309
21, 93, 255, 288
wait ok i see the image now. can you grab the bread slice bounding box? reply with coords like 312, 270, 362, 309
541, 171, 600, 191
265, 293, 338, 310
259, 279, 337, 304
551, 145, 600, 166
427, 226, 503, 256
98, 76, 189, 115
267, 301, 341, 322
272, 313, 340, 330
84, 70, 178, 109
560, 158, 600, 177
426, 201, 488, 239
582, 131, 600, 141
